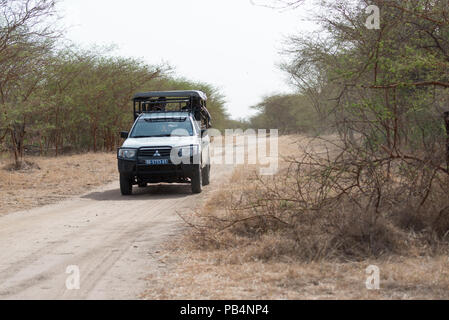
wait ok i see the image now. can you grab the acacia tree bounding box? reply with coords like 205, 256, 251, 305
284, 0, 449, 139
0, 0, 59, 167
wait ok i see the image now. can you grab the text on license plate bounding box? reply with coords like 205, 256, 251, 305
145, 159, 169, 165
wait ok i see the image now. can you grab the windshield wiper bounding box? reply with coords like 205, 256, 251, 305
144, 118, 186, 122
131, 134, 172, 138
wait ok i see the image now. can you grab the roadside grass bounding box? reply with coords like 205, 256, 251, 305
143, 251, 449, 299
0, 152, 117, 215
142, 135, 449, 299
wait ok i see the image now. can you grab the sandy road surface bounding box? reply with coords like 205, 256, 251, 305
0, 147, 238, 299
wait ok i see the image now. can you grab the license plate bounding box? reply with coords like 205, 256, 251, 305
145, 159, 169, 165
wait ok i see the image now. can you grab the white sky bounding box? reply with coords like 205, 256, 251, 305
59, 0, 316, 120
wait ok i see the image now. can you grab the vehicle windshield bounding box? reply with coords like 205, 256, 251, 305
130, 117, 194, 138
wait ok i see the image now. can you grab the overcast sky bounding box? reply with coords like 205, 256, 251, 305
59, 0, 316, 119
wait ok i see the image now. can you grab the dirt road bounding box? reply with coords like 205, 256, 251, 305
0, 151, 236, 299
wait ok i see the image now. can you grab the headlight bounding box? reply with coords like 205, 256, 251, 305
118, 148, 137, 159
177, 145, 199, 158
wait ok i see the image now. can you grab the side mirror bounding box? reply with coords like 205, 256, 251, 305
201, 129, 207, 137
120, 131, 129, 139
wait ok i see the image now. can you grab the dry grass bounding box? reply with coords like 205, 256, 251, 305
143, 250, 449, 299
184, 134, 448, 260
142, 135, 449, 299
0, 152, 117, 215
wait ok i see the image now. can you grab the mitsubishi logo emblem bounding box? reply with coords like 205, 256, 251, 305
153, 150, 161, 157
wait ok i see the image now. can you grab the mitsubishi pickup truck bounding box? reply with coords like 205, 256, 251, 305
117, 90, 211, 195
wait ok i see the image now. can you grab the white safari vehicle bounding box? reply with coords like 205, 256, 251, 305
117, 91, 211, 195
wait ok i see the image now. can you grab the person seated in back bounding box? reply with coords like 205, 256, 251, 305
181, 101, 191, 112
156, 97, 167, 111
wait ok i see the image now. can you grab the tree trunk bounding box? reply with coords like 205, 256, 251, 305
444, 111, 449, 172
10, 129, 21, 169
93, 126, 97, 152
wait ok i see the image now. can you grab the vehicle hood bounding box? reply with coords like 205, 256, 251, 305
121, 136, 199, 148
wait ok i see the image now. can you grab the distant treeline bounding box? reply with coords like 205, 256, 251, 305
248, 93, 330, 135
0, 0, 236, 166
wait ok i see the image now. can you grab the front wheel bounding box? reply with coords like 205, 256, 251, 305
191, 164, 202, 194
120, 174, 133, 195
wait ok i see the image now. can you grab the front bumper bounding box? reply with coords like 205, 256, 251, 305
118, 158, 196, 183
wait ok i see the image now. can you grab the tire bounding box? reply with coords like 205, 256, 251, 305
191, 164, 202, 194
120, 173, 133, 195
202, 164, 210, 186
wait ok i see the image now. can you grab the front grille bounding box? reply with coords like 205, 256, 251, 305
137, 164, 178, 173
138, 147, 172, 157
